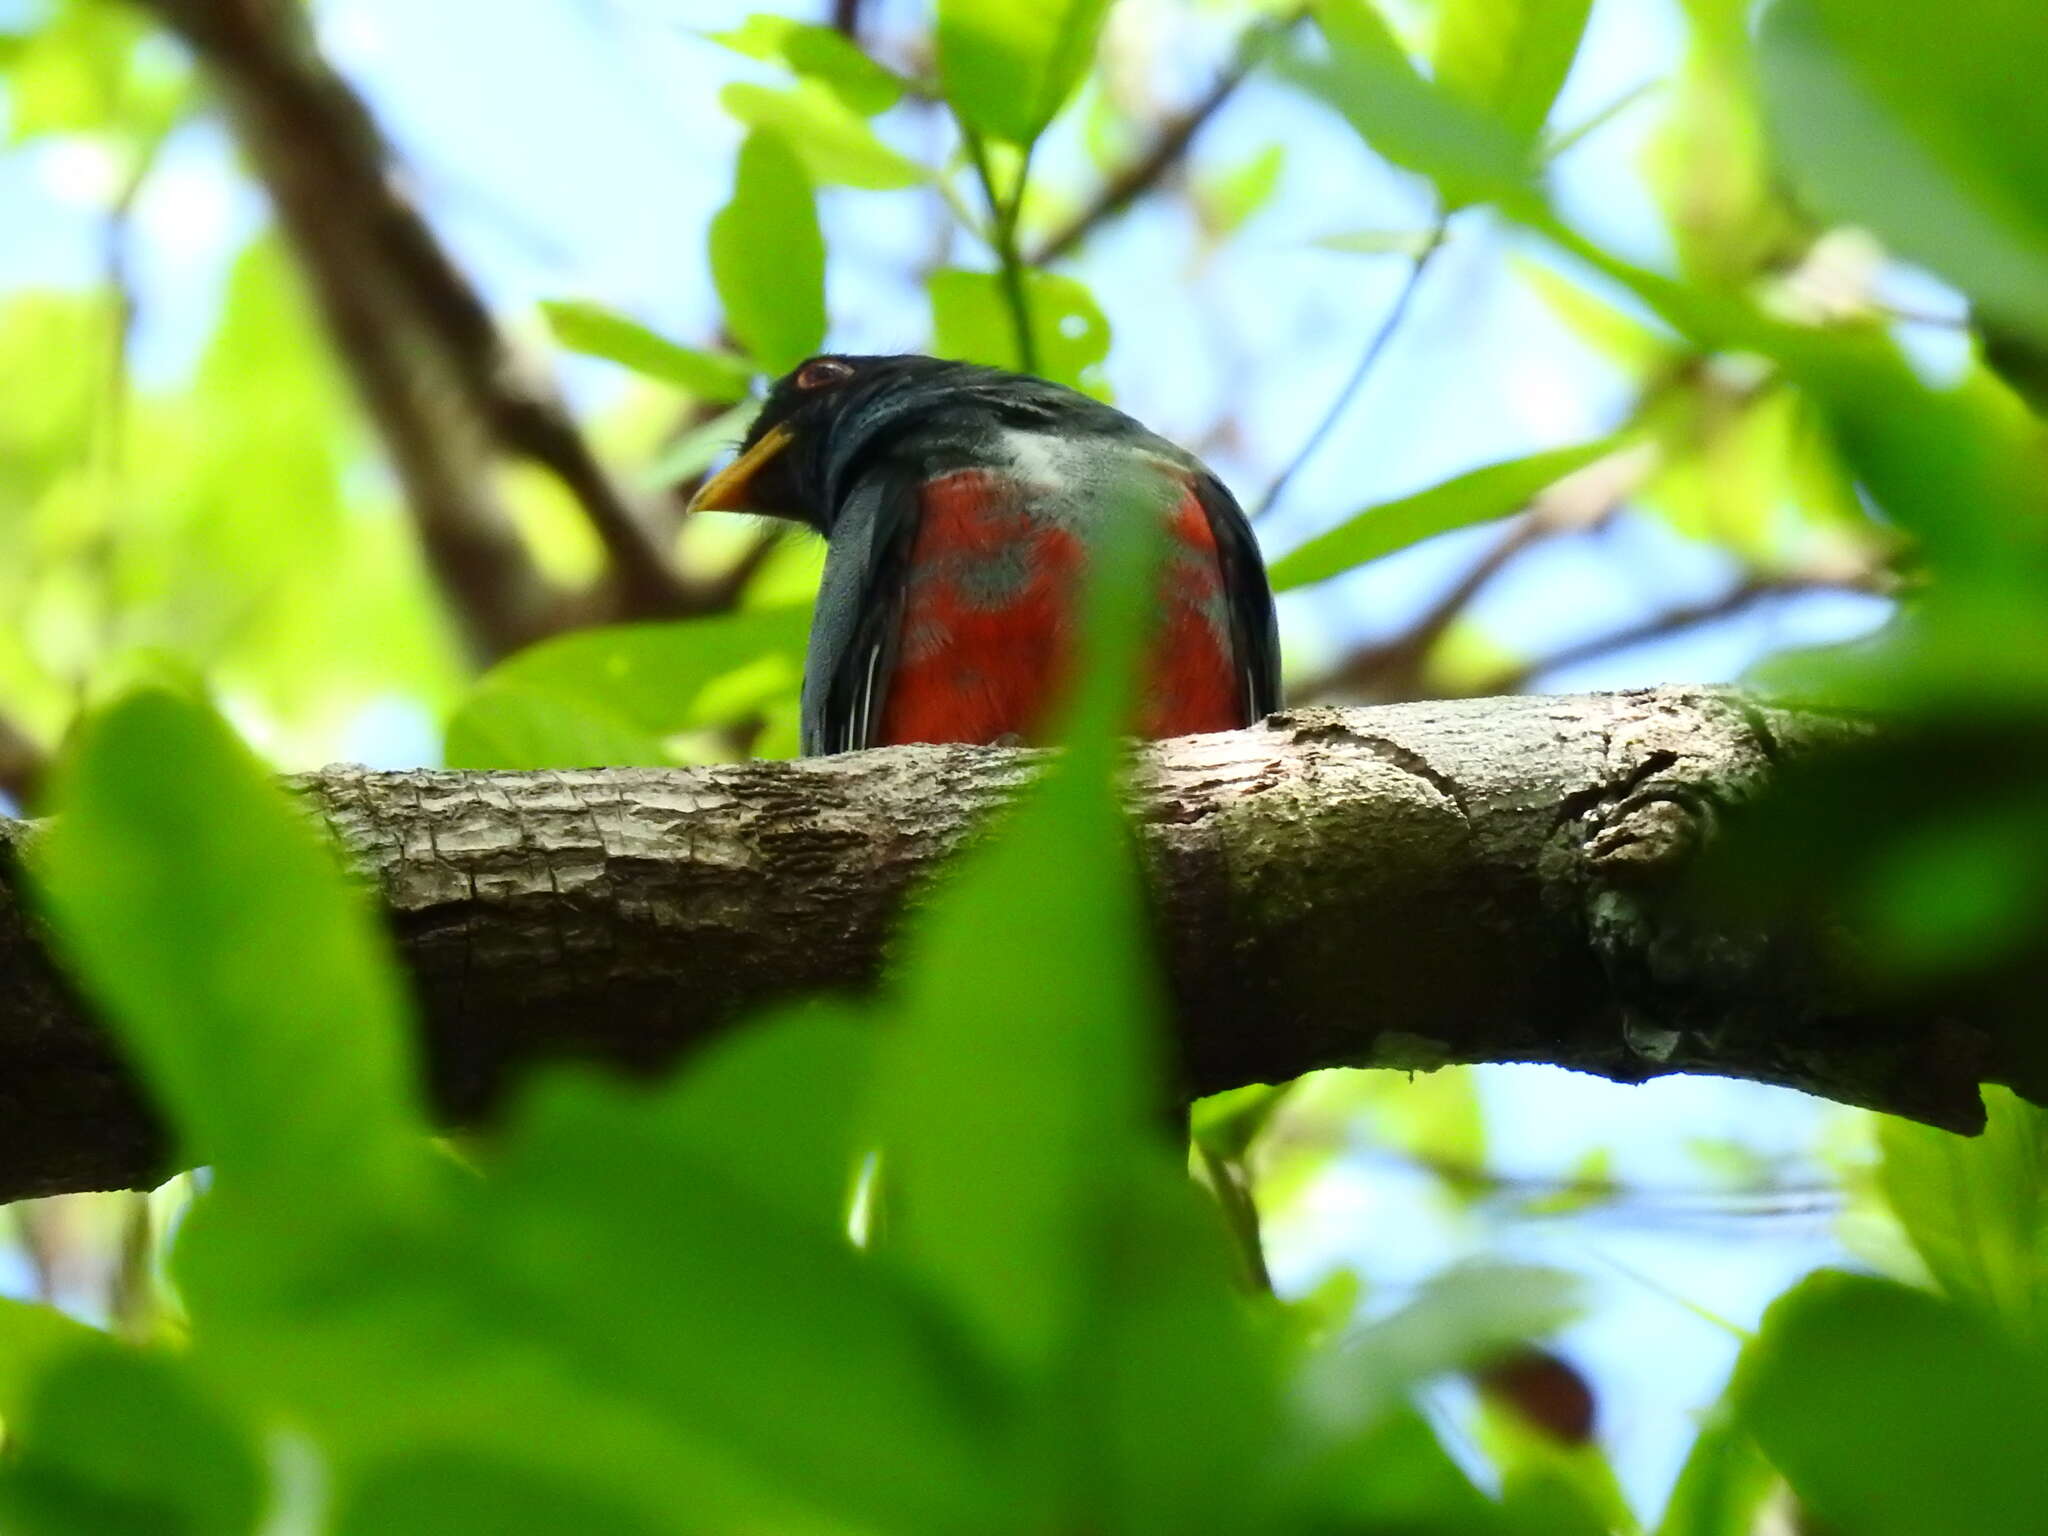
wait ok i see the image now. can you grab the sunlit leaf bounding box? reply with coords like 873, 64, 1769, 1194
1654, 1400, 1776, 1536
1287, 0, 1535, 213
710, 130, 827, 374
937, 0, 1111, 147
709, 16, 907, 116
1736, 1272, 2048, 1536
1758, 0, 2048, 344
1433, 0, 1592, 151
929, 266, 1111, 394
1269, 436, 1623, 590
445, 606, 811, 769
540, 301, 753, 401
1198, 143, 1286, 238
1878, 1087, 2048, 1335
33, 684, 427, 1213
719, 80, 927, 189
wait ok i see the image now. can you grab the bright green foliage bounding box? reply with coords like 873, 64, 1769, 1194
1758, 0, 2048, 344
444, 605, 811, 768
1734, 1272, 2048, 1535
1878, 1087, 2048, 1336
929, 266, 1111, 394
1432, 0, 1593, 152
1653, 1401, 1774, 1536
937, 0, 1112, 148
710, 129, 827, 374
33, 684, 428, 1216
709, 16, 908, 116
719, 81, 928, 189
540, 302, 754, 401
1269, 436, 1623, 590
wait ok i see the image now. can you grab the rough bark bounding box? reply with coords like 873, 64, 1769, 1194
0, 688, 2024, 1204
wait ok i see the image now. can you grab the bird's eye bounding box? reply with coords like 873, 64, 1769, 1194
795, 358, 856, 390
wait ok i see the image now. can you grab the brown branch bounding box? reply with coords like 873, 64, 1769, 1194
0, 713, 48, 814
1475, 577, 1866, 696
1027, 6, 1310, 267
130, 0, 704, 663
0, 688, 2031, 1203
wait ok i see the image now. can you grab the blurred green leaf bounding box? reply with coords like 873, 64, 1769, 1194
710, 130, 827, 374
1197, 143, 1286, 238
444, 605, 810, 769
929, 266, 1111, 394
1, 0, 188, 145
1736, 1271, 2048, 1536
709, 15, 906, 115
1288, 0, 1536, 213
1312, 227, 1445, 256
1433, 0, 1592, 150
720, 80, 927, 189
0, 1344, 264, 1536
1759, 0, 2048, 345
1270, 435, 1622, 590
540, 301, 753, 401
1878, 1087, 2048, 1335
0, 1298, 99, 1422
1654, 1401, 1775, 1536
34, 684, 427, 1213
937, 0, 1111, 147
1294, 1407, 1504, 1534
336, 1450, 671, 1536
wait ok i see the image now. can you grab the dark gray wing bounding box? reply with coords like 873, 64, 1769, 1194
1191, 472, 1282, 722
800, 464, 924, 756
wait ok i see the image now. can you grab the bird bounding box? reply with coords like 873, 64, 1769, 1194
688, 354, 1279, 756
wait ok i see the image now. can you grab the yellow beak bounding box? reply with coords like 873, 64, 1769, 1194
686, 422, 796, 513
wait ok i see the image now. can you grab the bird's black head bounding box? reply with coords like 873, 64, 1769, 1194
687, 353, 1134, 533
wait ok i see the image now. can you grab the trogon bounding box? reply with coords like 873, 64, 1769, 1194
688, 354, 1280, 756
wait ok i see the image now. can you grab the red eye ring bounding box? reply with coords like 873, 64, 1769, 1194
795, 357, 856, 390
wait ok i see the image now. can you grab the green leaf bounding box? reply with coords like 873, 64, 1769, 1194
445, 606, 811, 769
540, 301, 753, 401
1735, 1271, 2048, 1536
1287, 0, 1536, 213
0, 1344, 264, 1536
710, 130, 827, 374
1198, 143, 1286, 238
0, 1298, 99, 1422
937, 0, 1112, 147
336, 1451, 671, 1536
1877, 1087, 2048, 1335
871, 481, 1167, 1378
1758, 0, 2048, 345
1654, 1401, 1775, 1536
1433, 0, 1593, 150
709, 16, 907, 115
1269, 436, 1622, 590
929, 266, 1111, 394
32, 685, 427, 1213
719, 81, 926, 189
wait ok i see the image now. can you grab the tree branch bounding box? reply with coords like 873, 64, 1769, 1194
1027, 6, 1310, 267
0, 688, 2028, 1203
130, 0, 704, 662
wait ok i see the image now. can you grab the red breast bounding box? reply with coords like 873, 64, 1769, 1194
877, 470, 1243, 747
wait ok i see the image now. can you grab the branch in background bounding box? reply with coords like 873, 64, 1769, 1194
129, 0, 710, 664
830, 0, 863, 43
1254, 211, 1451, 522
0, 688, 2031, 1202
1028, 5, 1311, 267
1474, 576, 1866, 696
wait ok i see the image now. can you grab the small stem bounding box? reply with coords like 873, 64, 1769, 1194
966, 130, 1039, 375
1254, 208, 1452, 522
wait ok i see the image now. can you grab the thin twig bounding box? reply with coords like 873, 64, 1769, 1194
966, 130, 1039, 375
1027, 5, 1310, 266
1476, 577, 1866, 696
1253, 210, 1452, 522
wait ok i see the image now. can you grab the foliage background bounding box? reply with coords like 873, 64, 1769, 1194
3, 0, 2047, 1531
